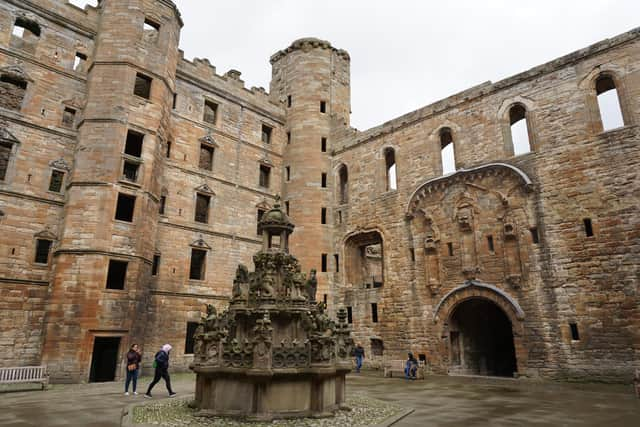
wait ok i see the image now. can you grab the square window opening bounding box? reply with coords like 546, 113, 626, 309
48, 170, 65, 193
189, 248, 207, 280
133, 73, 152, 99
106, 260, 127, 290
34, 239, 52, 264
199, 144, 214, 171
203, 100, 218, 124
569, 323, 580, 341
115, 193, 136, 222
124, 130, 144, 157
62, 107, 76, 128
259, 165, 271, 188
122, 160, 139, 182
195, 193, 211, 224
320, 101, 326, 113
74, 52, 87, 71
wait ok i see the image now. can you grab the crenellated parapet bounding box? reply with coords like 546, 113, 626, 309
270, 37, 350, 64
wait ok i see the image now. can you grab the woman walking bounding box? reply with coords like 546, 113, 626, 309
124, 344, 142, 395
144, 344, 176, 398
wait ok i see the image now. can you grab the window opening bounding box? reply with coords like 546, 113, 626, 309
13, 18, 41, 38
284, 201, 290, 215
199, 145, 214, 171
166, 141, 171, 159
195, 193, 211, 223
346, 306, 352, 323
321, 253, 327, 272
447, 242, 454, 256
159, 195, 166, 215
259, 165, 271, 188
48, 170, 65, 192
143, 19, 160, 43
0, 74, 28, 110
287, 95, 292, 108
256, 209, 265, 235
440, 128, 456, 175
34, 239, 52, 264
73, 52, 87, 72
106, 260, 127, 290
285, 166, 290, 181
321, 137, 327, 152
321, 207, 327, 224
152, 254, 160, 276
261, 125, 272, 144
334, 254, 339, 272
125, 130, 144, 157
0, 142, 11, 180
321, 172, 327, 188
122, 161, 139, 182
115, 193, 135, 222
320, 101, 326, 113
189, 249, 206, 280
384, 148, 397, 190
184, 322, 199, 354
62, 107, 76, 128
339, 165, 348, 203
530, 227, 539, 244
595, 75, 624, 131
371, 303, 378, 323
569, 323, 580, 341
509, 105, 531, 155
287, 132, 291, 144
133, 73, 152, 99
487, 235, 495, 252
583, 218, 594, 237
203, 100, 217, 124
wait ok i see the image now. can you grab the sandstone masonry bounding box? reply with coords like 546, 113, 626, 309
0, 0, 637, 383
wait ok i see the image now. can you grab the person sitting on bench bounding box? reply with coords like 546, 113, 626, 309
405, 352, 418, 380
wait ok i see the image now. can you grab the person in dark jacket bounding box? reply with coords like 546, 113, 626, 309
405, 352, 418, 380
144, 344, 176, 398
124, 343, 142, 395
354, 343, 365, 373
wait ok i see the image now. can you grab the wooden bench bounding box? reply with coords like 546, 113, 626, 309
0, 366, 49, 391
383, 359, 425, 379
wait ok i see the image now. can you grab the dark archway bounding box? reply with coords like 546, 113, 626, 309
448, 298, 517, 377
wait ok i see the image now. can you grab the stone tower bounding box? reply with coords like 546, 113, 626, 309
269, 38, 351, 308
41, 0, 182, 382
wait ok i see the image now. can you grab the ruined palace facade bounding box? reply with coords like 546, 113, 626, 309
0, 0, 638, 383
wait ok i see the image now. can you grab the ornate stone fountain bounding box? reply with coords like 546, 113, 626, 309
190, 198, 353, 420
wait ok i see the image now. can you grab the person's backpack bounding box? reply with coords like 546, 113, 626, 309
152, 351, 161, 369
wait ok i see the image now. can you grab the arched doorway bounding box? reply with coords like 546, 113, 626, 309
448, 298, 517, 377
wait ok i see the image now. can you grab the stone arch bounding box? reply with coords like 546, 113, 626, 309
433, 280, 527, 375
342, 228, 387, 289
406, 163, 533, 217
579, 65, 633, 130
380, 145, 397, 191
334, 163, 349, 204
498, 97, 537, 155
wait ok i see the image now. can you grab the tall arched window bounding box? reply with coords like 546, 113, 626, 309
440, 128, 456, 175
595, 75, 624, 131
338, 164, 349, 204
508, 104, 531, 155
384, 148, 397, 191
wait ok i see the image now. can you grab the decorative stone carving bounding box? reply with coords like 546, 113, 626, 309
49, 158, 71, 172
191, 199, 352, 420
195, 183, 215, 195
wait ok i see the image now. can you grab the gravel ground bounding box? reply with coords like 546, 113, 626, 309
132, 395, 403, 426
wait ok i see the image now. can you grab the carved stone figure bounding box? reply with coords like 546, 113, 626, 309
232, 264, 250, 300
306, 269, 318, 302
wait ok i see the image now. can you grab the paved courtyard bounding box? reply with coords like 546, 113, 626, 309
0, 371, 638, 426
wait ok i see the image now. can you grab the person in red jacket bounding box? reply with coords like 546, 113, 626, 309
124, 344, 142, 395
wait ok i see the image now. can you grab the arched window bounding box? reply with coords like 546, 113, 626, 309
338, 164, 349, 204
595, 75, 624, 131
384, 148, 397, 191
440, 128, 456, 175
508, 104, 531, 155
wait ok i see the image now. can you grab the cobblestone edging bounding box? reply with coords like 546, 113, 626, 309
121, 394, 413, 427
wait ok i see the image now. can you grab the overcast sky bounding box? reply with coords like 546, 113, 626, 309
75, 1, 639, 131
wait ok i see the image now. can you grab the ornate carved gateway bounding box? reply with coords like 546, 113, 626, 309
406, 164, 535, 376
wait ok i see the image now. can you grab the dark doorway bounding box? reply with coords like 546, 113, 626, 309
449, 299, 517, 377
89, 337, 121, 382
